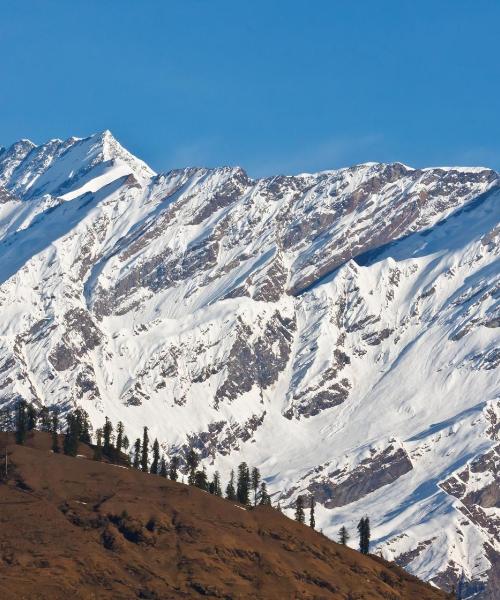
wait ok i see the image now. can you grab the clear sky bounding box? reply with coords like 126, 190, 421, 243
1, 0, 499, 177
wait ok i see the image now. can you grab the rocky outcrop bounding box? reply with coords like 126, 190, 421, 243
286, 443, 413, 508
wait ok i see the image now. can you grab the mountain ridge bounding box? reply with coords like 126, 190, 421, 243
0, 131, 498, 598
0, 431, 450, 600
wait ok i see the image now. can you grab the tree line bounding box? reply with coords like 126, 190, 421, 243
1, 400, 370, 554
294, 493, 370, 554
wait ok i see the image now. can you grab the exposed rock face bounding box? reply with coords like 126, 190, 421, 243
0, 131, 499, 597
0, 185, 18, 204
305, 445, 413, 508
438, 445, 500, 597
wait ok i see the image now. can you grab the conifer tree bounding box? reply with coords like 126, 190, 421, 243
122, 435, 129, 451
63, 412, 79, 457
27, 403, 38, 431
51, 411, 60, 453
141, 426, 149, 472
295, 495, 305, 523
59, 409, 93, 456
258, 481, 271, 505
236, 462, 250, 505
364, 516, 370, 554
159, 455, 167, 477
150, 438, 160, 474
115, 421, 125, 453
63, 426, 75, 456
39, 407, 51, 432
133, 438, 141, 469
169, 455, 179, 481
251, 466, 261, 506
357, 518, 364, 552
74, 408, 92, 444
338, 525, 349, 545
276, 502, 282, 513
93, 428, 103, 461
357, 517, 370, 554
15, 400, 28, 445
225, 469, 236, 500
212, 471, 222, 496
102, 417, 113, 456
194, 467, 208, 490
309, 496, 316, 529
186, 447, 199, 485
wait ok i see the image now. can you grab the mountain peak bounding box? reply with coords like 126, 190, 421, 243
86, 129, 156, 181
0, 130, 155, 200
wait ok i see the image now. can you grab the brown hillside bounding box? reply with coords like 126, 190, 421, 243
0, 432, 448, 600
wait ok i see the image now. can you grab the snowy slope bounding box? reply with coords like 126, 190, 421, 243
0, 131, 498, 597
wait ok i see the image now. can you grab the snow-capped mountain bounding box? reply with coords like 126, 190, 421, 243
0, 131, 498, 597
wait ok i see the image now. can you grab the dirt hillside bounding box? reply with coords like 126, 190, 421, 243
0, 432, 449, 600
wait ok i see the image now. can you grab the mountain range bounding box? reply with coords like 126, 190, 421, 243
0, 131, 498, 598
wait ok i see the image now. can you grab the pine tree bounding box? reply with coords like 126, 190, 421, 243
186, 447, 199, 485
115, 421, 125, 454
295, 495, 305, 523
169, 455, 179, 481
141, 427, 149, 472
309, 496, 316, 529
159, 455, 168, 477
39, 407, 51, 432
63, 426, 75, 456
51, 411, 60, 453
122, 435, 130, 451
357, 518, 364, 553
93, 428, 103, 461
357, 517, 370, 554
226, 469, 236, 500
364, 516, 370, 554
258, 481, 271, 505
251, 466, 261, 506
102, 417, 113, 456
133, 438, 141, 469
194, 467, 208, 490
212, 471, 222, 496
27, 403, 38, 431
338, 525, 349, 545
236, 462, 250, 505
63, 412, 80, 457
15, 400, 28, 445
74, 408, 92, 444
150, 438, 160, 474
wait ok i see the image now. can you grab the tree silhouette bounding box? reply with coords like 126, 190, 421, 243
169, 455, 179, 481
251, 467, 261, 506
295, 495, 305, 523
141, 427, 149, 472
338, 525, 349, 545
226, 469, 236, 501
309, 496, 316, 529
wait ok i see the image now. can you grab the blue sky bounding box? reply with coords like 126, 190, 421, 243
1, 1, 499, 177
